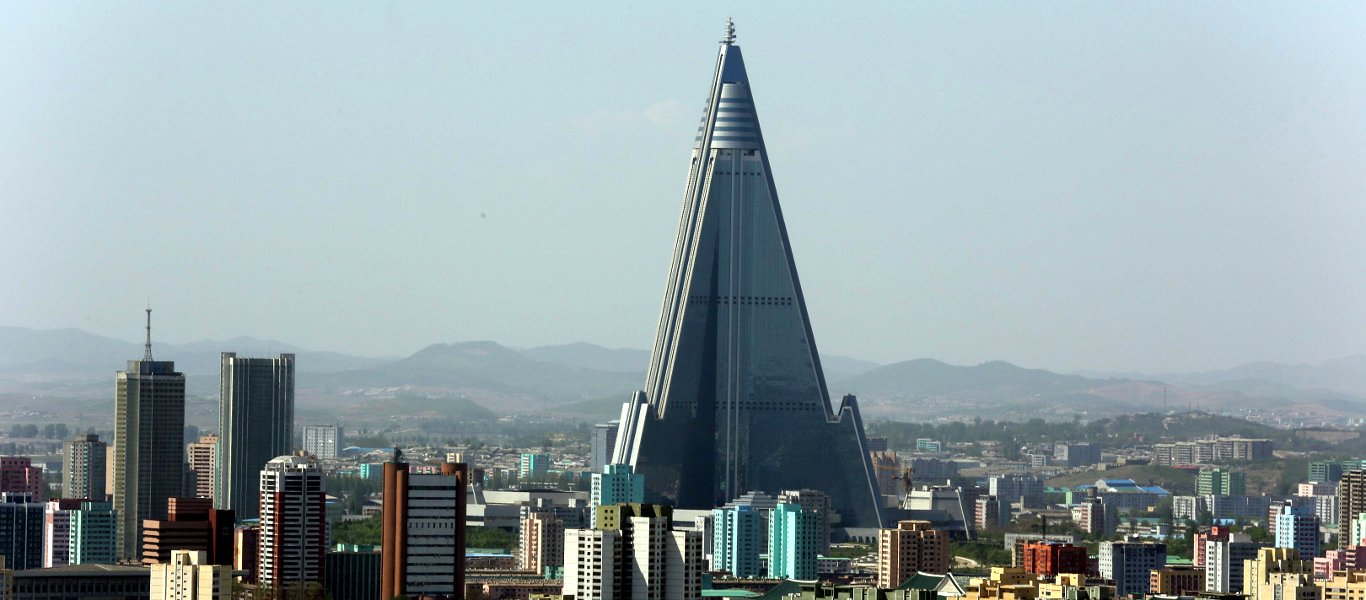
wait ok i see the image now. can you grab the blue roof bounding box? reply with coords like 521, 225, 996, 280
1140, 485, 1170, 496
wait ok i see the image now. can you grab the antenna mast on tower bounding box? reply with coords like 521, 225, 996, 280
143, 307, 154, 361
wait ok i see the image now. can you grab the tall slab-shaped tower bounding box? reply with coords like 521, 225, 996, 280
613, 24, 885, 529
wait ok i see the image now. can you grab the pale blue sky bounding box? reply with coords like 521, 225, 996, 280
3, 3, 1363, 372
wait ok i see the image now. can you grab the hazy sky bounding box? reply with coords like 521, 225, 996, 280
3, 3, 1364, 373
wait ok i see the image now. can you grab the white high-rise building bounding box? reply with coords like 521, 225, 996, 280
258, 455, 325, 592
563, 504, 703, 600
590, 464, 644, 528
1205, 538, 1263, 593
1099, 540, 1166, 597
301, 426, 341, 461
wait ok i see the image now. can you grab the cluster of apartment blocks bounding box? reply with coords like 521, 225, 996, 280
1153, 437, 1274, 467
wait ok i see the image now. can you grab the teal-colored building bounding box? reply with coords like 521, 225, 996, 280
519, 453, 550, 481
714, 504, 763, 577
358, 463, 383, 480
590, 464, 645, 527
768, 503, 819, 580
69, 501, 118, 565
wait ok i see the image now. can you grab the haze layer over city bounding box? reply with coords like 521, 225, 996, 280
4, 4, 1364, 376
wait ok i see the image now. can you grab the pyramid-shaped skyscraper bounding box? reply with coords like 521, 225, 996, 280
613, 23, 885, 529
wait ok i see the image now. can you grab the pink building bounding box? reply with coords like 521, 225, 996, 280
1195, 525, 1232, 568
1315, 546, 1366, 579
1301, 482, 1338, 497
0, 456, 44, 500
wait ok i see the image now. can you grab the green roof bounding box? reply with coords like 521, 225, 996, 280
703, 590, 762, 598
899, 573, 946, 590
753, 580, 804, 600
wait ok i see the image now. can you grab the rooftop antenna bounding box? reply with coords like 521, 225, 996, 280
721, 18, 736, 45
143, 306, 154, 361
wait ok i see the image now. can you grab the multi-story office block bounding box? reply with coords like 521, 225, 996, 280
1150, 566, 1205, 596
1054, 442, 1101, 467
379, 461, 468, 600
301, 426, 340, 461
1197, 468, 1246, 496
216, 352, 295, 520
610, 27, 884, 529
68, 500, 117, 565
519, 453, 550, 482
63, 434, 107, 502
1071, 497, 1114, 536
989, 474, 1045, 508
769, 502, 819, 580
590, 421, 619, 475
590, 464, 644, 528
1205, 538, 1264, 593
1243, 547, 1316, 600
1022, 542, 1087, 578
563, 503, 703, 600
876, 520, 949, 588
114, 317, 186, 561
0, 492, 44, 570
713, 504, 763, 577
141, 497, 234, 566
519, 511, 565, 576
976, 495, 1010, 532
1312, 461, 1346, 484
258, 454, 325, 592
0, 456, 43, 500
1273, 502, 1320, 561
1098, 540, 1165, 597
45, 499, 115, 567
778, 489, 832, 553
150, 549, 231, 600
186, 434, 217, 500
325, 549, 381, 600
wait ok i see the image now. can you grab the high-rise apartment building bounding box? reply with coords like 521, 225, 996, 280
610, 24, 884, 529
976, 496, 1010, 532
1194, 526, 1233, 568
63, 434, 107, 502
1206, 538, 1264, 593
258, 454, 325, 592
777, 489, 832, 553
590, 421, 618, 475
380, 461, 468, 600
0, 492, 44, 570
1273, 503, 1320, 561
114, 312, 186, 561
519, 453, 550, 482
216, 352, 295, 520
1243, 547, 1317, 600
150, 549, 232, 600
519, 511, 565, 576
769, 502, 819, 580
563, 503, 703, 600
1099, 540, 1166, 597
186, 434, 218, 500
0, 456, 44, 500
1071, 497, 1114, 536
301, 426, 341, 461
713, 504, 763, 577
1197, 468, 1246, 496
590, 464, 644, 527
1341, 470, 1366, 549
1312, 461, 1346, 484
141, 497, 233, 567
876, 520, 950, 588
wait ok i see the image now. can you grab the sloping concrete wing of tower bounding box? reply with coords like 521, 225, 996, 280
612, 25, 886, 529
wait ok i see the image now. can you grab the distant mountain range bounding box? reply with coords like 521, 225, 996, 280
2, 325, 1364, 423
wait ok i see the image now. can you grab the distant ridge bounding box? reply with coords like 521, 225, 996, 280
2, 325, 1364, 422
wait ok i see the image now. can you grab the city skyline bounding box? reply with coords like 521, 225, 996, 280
4, 5, 1365, 375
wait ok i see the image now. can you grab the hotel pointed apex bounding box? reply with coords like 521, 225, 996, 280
613, 29, 885, 529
